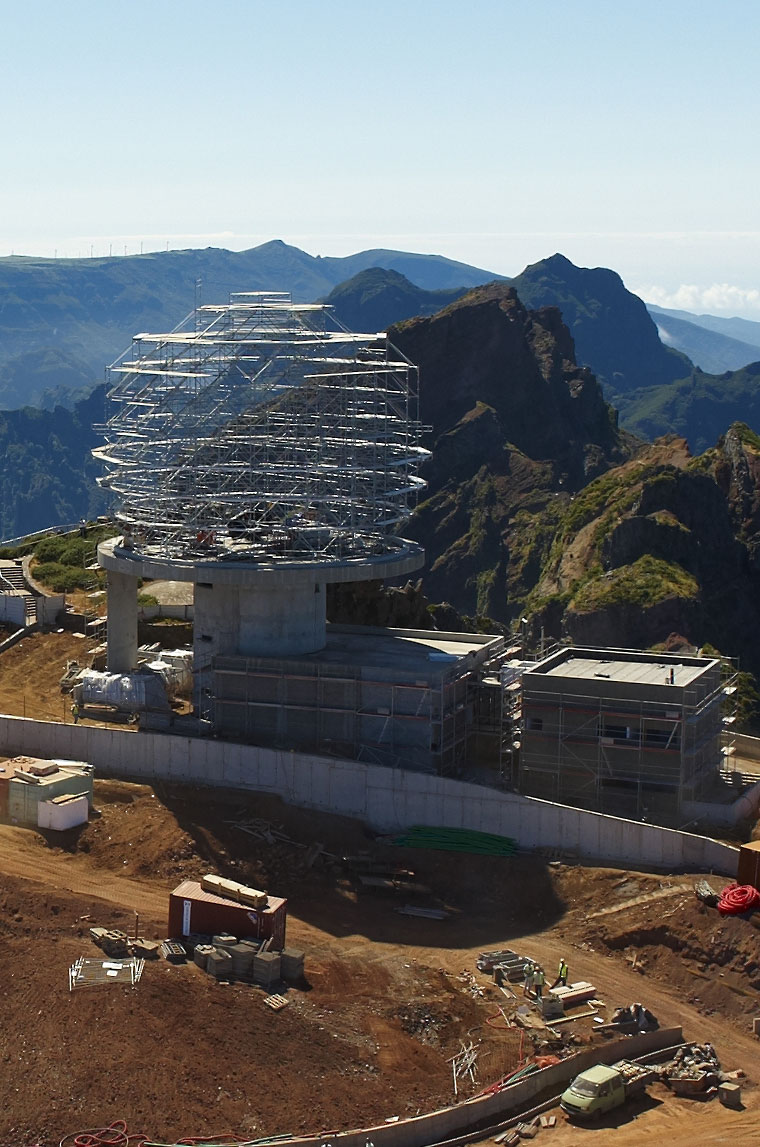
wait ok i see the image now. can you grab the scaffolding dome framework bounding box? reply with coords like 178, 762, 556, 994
94, 292, 429, 566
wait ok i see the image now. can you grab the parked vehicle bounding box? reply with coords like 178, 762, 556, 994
560, 1061, 655, 1120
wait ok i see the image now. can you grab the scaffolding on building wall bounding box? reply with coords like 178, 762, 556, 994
211, 639, 497, 777
94, 293, 427, 564
518, 666, 735, 820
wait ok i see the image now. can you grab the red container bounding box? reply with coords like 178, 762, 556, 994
168, 880, 287, 948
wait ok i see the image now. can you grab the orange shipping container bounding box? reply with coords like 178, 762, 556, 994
168, 880, 287, 948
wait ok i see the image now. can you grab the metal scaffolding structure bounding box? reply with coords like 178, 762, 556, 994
517, 648, 732, 821
94, 292, 427, 563
211, 635, 493, 777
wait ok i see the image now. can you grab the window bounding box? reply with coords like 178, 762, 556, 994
527, 716, 543, 731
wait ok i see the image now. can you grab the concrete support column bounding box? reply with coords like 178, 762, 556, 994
239, 580, 326, 656
106, 570, 139, 674
194, 579, 327, 660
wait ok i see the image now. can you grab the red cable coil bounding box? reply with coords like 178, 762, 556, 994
717, 882, 760, 916
61, 1121, 148, 1147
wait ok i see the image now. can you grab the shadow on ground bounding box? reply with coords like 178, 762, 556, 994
150, 780, 568, 948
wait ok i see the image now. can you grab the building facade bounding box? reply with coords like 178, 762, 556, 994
518, 647, 726, 820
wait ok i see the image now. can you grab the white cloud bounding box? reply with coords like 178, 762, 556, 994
635, 283, 760, 318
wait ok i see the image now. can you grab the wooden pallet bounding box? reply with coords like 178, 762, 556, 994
263, 993, 289, 1010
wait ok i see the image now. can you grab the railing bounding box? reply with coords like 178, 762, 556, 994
0, 522, 82, 549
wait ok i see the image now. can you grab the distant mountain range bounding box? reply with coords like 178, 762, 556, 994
2, 238, 760, 461
646, 305, 760, 373
0, 242, 502, 410
323, 268, 469, 331
647, 305, 760, 349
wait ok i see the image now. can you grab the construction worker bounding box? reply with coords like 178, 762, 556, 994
533, 965, 545, 1000
551, 958, 569, 990
71, 702, 80, 724
522, 959, 534, 997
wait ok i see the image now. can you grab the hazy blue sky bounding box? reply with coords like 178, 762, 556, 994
2, 1, 758, 313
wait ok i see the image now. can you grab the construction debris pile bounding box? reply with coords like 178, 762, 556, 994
609, 1002, 659, 1032
89, 926, 161, 960
663, 1043, 722, 1095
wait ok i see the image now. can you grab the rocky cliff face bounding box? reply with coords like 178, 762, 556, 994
389, 284, 634, 620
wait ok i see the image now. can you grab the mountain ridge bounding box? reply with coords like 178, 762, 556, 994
0, 242, 502, 410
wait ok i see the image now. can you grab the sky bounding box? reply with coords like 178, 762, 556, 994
1, 0, 758, 314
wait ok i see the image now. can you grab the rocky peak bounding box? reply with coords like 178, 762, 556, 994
386, 283, 634, 620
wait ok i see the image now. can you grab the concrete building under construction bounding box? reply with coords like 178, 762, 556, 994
517, 647, 729, 821
93, 291, 509, 773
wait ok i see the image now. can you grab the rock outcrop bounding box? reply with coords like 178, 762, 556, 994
528, 425, 760, 678
390, 283, 634, 620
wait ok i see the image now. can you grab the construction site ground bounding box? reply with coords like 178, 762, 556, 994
0, 629, 106, 724
0, 778, 757, 1146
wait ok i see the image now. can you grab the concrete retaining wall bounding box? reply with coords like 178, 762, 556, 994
0, 715, 739, 875
736, 733, 760, 764
0, 594, 27, 628
261, 1027, 682, 1147
684, 777, 760, 826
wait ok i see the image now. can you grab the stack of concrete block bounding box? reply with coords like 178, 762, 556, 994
280, 948, 305, 983
229, 941, 257, 982
253, 950, 281, 989
194, 944, 215, 970
233, 940, 259, 982
212, 933, 237, 949
207, 948, 233, 980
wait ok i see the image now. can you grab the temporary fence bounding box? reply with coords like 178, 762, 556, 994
68, 957, 145, 990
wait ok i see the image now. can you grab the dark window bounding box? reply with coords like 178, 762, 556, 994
527, 716, 543, 731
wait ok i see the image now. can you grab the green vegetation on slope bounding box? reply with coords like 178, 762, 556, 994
27, 525, 117, 593
570, 555, 699, 612
610, 365, 760, 456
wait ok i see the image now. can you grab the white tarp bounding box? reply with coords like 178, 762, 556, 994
73, 669, 170, 712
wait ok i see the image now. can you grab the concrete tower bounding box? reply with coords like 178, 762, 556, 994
94, 292, 427, 714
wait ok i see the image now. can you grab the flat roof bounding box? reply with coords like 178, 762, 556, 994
299, 625, 498, 676
528, 647, 718, 689
214, 625, 502, 680
545, 655, 704, 688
